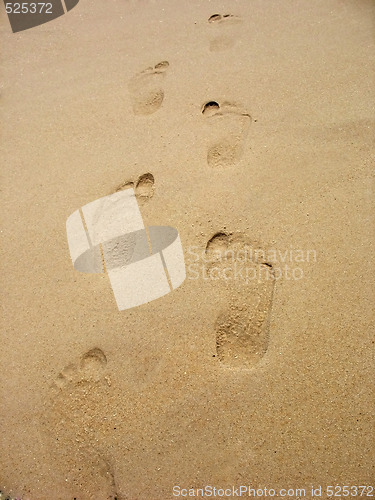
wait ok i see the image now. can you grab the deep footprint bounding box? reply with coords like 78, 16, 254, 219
128, 61, 169, 115
202, 101, 251, 168
135, 172, 155, 202
206, 231, 230, 257
208, 13, 243, 52
115, 172, 155, 203
205, 232, 275, 369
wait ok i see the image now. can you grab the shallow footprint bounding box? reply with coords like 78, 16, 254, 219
205, 232, 275, 369
202, 101, 251, 168
208, 14, 243, 52
80, 347, 108, 381
45, 349, 118, 499
52, 347, 108, 390
128, 61, 169, 115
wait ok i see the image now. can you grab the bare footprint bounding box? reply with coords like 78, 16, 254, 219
208, 14, 243, 52
128, 61, 169, 115
202, 101, 251, 168
44, 349, 120, 499
205, 232, 275, 369
115, 171, 155, 206
134, 172, 155, 203
52, 347, 109, 389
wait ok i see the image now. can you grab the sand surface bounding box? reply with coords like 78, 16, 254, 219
1, 0, 374, 498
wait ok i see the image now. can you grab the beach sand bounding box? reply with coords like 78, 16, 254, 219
0, 0, 374, 498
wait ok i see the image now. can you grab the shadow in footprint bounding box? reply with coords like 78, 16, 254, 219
128, 61, 169, 115
80, 347, 108, 380
115, 172, 155, 204
202, 101, 252, 168
205, 232, 275, 369
135, 172, 155, 204
208, 14, 243, 52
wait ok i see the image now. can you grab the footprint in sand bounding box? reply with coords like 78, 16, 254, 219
128, 61, 169, 115
208, 14, 243, 52
202, 101, 252, 168
52, 347, 109, 389
45, 349, 120, 499
205, 232, 275, 369
115, 171, 155, 205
